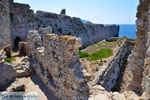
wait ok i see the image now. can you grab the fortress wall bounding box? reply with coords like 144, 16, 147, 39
9, 2, 34, 48
27, 30, 89, 100
0, 0, 11, 49
6, 0, 119, 49
34, 11, 119, 48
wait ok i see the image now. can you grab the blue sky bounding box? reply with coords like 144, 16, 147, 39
14, 0, 139, 24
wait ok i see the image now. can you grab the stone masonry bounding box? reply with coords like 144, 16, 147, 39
27, 28, 142, 100
34, 11, 119, 48
27, 30, 89, 100
9, 0, 34, 48
127, 0, 150, 99
0, 0, 11, 49
95, 39, 134, 92
0, 0, 119, 49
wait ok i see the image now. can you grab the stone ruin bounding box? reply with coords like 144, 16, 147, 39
27, 29, 89, 100
60, 9, 66, 15
25, 0, 150, 99
127, 0, 150, 99
25, 27, 139, 100
0, 0, 150, 100
0, 0, 120, 50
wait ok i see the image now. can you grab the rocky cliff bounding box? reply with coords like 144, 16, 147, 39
34, 11, 119, 48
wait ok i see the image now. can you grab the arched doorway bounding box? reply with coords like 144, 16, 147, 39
14, 36, 21, 49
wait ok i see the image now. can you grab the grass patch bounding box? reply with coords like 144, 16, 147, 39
88, 41, 115, 48
100, 41, 114, 45
87, 48, 113, 61
4, 57, 16, 63
79, 51, 89, 58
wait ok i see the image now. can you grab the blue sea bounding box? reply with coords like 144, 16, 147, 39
118, 24, 136, 39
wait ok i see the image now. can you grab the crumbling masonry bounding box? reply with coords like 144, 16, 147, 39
27, 30, 89, 100
0, 0, 11, 49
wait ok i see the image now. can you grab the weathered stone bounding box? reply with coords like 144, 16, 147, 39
0, 0, 11, 49
60, 9, 66, 15
34, 11, 119, 48
0, 61, 17, 87
27, 30, 89, 100
127, 0, 150, 98
19, 42, 28, 56
3, 44, 11, 58
9, 2, 34, 48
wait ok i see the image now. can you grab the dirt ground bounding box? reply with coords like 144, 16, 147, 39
5, 74, 58, 100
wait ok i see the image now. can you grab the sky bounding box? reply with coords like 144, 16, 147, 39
14, 0, 139, 24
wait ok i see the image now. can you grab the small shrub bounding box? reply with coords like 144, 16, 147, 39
87, 48, 113, 61
79, 51, 89, 58
4, 57, 16, 63
104, 60, 107, 63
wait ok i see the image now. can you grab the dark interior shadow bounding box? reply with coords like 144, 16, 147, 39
30, 74, 58, 100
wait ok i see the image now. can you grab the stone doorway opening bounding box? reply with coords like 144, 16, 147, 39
14, 36, 21, 50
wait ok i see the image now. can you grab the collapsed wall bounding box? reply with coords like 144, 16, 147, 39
0, 0, 11, 49
127, 0, 150, 99
34, 11, 119, 48
27, 30, 89, 100
9, 1, 34, 48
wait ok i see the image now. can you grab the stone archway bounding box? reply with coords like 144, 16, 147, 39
14, 36, 21, 49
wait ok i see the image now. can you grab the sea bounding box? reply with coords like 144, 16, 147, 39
118, 24, 136, 39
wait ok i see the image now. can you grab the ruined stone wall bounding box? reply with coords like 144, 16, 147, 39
9, 2, 34, 48
27, 30, 89, 100
34, 11, 119, 48
7, 1, 119, 49
0, 0, 11, 49
94, 40, 134, 92
127, 0, 150, 98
